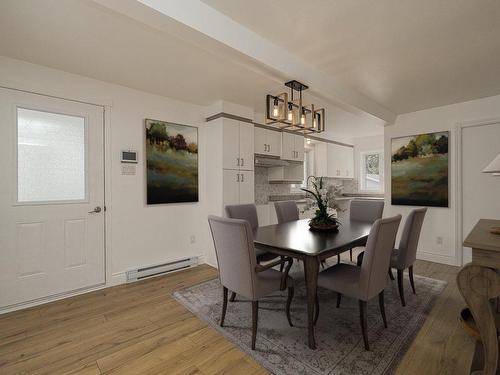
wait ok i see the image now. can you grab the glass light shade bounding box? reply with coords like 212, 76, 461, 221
483, 153, 500, 173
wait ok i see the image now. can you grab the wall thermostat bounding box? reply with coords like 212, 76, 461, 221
121, 150, 138, 163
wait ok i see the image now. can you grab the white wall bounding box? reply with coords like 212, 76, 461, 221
0, 56, 211, 284
384, 94, 500, 266
353, 135, 384, 192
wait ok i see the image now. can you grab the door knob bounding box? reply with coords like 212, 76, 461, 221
88, 206, 102, 214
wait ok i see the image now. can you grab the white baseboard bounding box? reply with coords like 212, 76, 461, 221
416, 250, 459, 266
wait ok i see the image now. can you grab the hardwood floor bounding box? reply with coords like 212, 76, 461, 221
0, 253, 474, 374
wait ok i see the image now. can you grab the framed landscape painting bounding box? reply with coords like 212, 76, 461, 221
391, 131, 449, 207
145, 119, 198, 204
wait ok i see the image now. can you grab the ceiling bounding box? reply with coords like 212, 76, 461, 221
0, 0, 383, 142
202, 0, 500, 114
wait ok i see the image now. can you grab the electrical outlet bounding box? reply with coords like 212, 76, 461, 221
190, 235, 196, 244
436, 236, 443, 245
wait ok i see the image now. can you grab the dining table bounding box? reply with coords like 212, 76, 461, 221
253, 218, 373, 349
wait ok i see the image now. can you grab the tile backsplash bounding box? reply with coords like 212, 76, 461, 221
255, 167, 358, 204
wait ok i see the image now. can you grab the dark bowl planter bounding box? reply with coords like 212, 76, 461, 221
308, 222, 339, 232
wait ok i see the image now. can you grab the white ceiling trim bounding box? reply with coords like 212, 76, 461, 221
94, 0, 396, 125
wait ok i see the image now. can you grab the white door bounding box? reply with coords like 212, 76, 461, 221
0, 88, 105, 310
462, 122, 500, 263
222, 118, 240, 170
239, 123, 254, 171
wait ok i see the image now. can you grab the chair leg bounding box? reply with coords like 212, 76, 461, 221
229, 292, 236, 302
280, 256, 285, 272
359, 300, 369, 351
409, 265, 416, 294
379, 290, 387, 328
350, 249, 353, 262
388, 268, 395, 280
337, 254, 341, 264
251, 301, 259, 350
286, 286, 294, 327
336, 293, 342, 308
314, 292, 319, 325
397, 269, 406, 307
221, 287, 228, 327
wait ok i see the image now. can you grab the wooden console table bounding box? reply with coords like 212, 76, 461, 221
458, 219, 500, 375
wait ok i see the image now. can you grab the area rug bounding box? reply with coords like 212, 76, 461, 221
173, 264, 446, 375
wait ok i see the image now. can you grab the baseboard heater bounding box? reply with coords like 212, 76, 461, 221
126, 257, 199, 282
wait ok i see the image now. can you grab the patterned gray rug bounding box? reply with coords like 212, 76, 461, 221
174, 264, 446, 375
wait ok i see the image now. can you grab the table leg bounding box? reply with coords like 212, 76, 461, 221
304, 256, 320, 349
457, 264, 500, 375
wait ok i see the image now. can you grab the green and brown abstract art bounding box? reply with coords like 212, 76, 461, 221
145, 119, 198, 204
391, 131, 449, 207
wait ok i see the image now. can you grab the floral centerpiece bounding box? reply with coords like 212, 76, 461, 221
301, 176, 343, 231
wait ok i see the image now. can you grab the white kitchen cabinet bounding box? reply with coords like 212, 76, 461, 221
282, 133, 305, 161
256, 204, 270, 226
223, 118, 254, 171
222, 169, 254, 206
314, 141, 354, 178
254, 126, 281, 157
268, 203, 278, 225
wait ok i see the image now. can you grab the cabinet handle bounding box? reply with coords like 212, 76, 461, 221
237, 157, 240, 167
241, 173, 244, 182
241, 158, 244, 166
237, 173, 240, 182
268, 144, 271, 152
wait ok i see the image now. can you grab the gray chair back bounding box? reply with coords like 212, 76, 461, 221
208, 215, 257, 299
274, 201, 299, 224
396, 208, 427, 268
359, 215, 402, 300
225, 204, 259, 230
350, 200, 384, 223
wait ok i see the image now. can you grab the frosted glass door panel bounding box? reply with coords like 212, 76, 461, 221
17, 108, 86, 202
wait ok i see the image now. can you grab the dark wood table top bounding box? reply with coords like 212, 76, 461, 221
254, 218, 372, 257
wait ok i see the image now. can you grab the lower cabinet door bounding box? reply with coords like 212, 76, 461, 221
223, 169, 240, 206
239, 170, 255, 204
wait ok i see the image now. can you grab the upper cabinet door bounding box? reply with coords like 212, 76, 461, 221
327, 143, 340, 177
222, 118, 240, 170
314, 142, 328, 177
254, 126, 267, 155
294, 135, 305, 162
344, 146, 354, 178
281, 132, 295, 161
239, 123, 254, 171
267, 129, 282, 157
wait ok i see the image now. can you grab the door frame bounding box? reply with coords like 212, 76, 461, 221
455, 116, 500, 266
0, 84, 112, 312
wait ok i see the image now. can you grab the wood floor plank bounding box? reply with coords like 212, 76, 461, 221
0, 261, 473, 375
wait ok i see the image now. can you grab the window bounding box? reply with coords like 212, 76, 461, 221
291, 150, 312, 192
360, 151, 384, 192
17, 108, 86, 203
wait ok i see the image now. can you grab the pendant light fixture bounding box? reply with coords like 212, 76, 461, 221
266, 80, 325, 134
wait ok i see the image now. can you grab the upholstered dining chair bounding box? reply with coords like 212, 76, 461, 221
389, 207, 427, 306
356, 208, 427, 306
208, 215, 294, 350
225, 204, 279, 262
343, 199, 385, 263
274, 200, 299, 223
316, 215, 402, 350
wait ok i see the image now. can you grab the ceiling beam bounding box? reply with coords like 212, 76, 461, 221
93, 0, 397, 124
